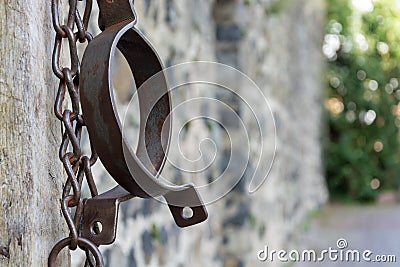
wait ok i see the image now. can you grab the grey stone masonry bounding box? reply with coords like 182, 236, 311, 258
73, 0, 328, 266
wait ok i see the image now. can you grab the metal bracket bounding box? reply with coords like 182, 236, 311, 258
79, 0, 208, 237
81, 186, 132, 246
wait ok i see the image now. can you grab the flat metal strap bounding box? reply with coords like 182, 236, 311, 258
81, 186, 132, 246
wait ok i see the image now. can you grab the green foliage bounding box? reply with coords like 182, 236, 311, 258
264, 0, 292, 15
151, 223, 160, 241
325, 0, 400, 202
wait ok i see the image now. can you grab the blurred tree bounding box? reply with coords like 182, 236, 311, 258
325, 0, 400, 201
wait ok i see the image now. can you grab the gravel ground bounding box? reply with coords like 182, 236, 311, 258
292, 204, 400, 267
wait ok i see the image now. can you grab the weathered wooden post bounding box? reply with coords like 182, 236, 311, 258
0, 2, 68, 266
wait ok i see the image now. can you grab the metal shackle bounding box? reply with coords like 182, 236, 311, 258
80, 0, 207, 228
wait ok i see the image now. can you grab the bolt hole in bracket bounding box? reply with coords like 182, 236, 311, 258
79, 0, 207, 245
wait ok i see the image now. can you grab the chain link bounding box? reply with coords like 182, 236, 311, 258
49, 0, 103, 266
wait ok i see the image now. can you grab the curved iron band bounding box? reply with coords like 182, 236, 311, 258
80, 21, 207, 227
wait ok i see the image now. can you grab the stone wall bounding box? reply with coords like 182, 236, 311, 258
74, 0, 328, 266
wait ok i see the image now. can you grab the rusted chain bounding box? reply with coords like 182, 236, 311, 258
49, 0, 102, 266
